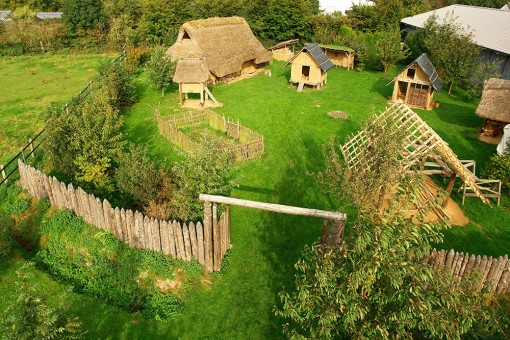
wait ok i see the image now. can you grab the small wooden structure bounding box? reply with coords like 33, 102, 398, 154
340, 101, 500, 211
387, 53, 442, 110
285, 43, 334, 90
319, 44, 354, 70
173, 58, 218, 107
268, 39, 299, 61
166, 16, 271, 83
475, 78, 510, 137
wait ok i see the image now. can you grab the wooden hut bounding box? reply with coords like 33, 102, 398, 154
387, 53, 442, 110
165, 16, 271, 83
319, 44, 354, 70
285, 43, 334, 91
268, 39, 299, 61
476, 78, 510, 137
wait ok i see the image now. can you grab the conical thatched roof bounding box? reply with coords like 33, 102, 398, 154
173, 58, 209, 83
476, 78, 510, 123
166, 16, 271, 79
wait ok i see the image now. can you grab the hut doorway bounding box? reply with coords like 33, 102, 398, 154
301, 65, 310, 81
397, 81, 407, 100
242, 59, 257, 74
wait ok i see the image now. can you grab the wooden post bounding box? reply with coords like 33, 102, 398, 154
29, 138, 34, 158
203, 201, 213, 272
1, 165, 6, 183
442, 172, 457, 207
213, 203, 221, 271
200, 89, 204, 107
179, 83, 183, 106
21, 148, 26, 162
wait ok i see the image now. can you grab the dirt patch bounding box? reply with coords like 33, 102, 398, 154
478, 133, 502, 145
181, 99, 223, 109
423, 176, 469, 226
327, 111, 350, 120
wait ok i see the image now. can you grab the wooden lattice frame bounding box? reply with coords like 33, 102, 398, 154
340, 101, 490, 205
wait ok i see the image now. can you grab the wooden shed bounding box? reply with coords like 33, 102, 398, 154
165, 16, 271, 83
285, 43, 334, 91
387, 53, 442, 110
319, 44, 354, 70
173, 58, 218, 107
268, 39, 299, 61
476, 78, 510, 137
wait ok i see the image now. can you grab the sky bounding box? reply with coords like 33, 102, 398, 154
319, 0, 374, 14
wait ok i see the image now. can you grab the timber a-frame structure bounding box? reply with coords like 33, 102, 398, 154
340, 101, 501, 212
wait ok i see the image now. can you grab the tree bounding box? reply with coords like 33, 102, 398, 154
1, 262, 82, 339
376, 30, 409, 78
275, 113, 494, 338
422, 13, 480, 94
97, 62, 136, 109
482, 152, 510, 194
145, 46, 176, 97
62, 0, 108, 35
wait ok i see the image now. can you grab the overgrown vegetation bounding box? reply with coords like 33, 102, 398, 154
144, 45, 176, 97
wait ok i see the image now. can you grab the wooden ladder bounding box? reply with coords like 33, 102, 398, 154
204, 86, 219, 104
297, 82, 305, 92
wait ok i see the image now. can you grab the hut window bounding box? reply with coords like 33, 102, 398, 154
407, 68, 416, 79
182, 31, 191, 40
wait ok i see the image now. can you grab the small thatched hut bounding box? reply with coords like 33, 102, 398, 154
166, 16, 271, 83
387, 53, 442, 110
319, 45, 354, 70
285, 43, 334, 90
268, 39, 299, 61
476, 78, 510, 136
173, 58, 214, 106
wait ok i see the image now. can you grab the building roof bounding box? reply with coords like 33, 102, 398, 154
35, 12, 63, 20
166, 16, 271, 79
388, 53, 443, 92
0, 10, 12, 21
319, 44, 354, 53
173, 58, 210, 83
502, 3, 510, 10
476, 78, 510, 123
268, 39, 299, 51
401, 5, 510, 55
285, 43, 334, 72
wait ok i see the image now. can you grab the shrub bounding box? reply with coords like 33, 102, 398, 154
3, 197, 31, 215
482, 153, 510, 193
97, 62, 136, 109
144, 292, 182, 320
0, 213, 13, 258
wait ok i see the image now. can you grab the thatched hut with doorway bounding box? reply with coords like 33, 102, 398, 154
165, 16, 271, 83
476, 78, 510, 137
285, 43, 334, 90
319, 44, 355, 70
173, 58, 218, 107
387, 53, 442, 110
268, 39, 299, 61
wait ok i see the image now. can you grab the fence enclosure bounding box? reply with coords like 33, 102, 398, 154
157, 110, 264, 162
18, 160, 229, 272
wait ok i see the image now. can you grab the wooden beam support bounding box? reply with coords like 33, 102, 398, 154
442, 172, 457, 208
199, 194, 346, 221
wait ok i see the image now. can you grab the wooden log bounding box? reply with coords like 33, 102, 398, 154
454, 253, 464, 277
160, 221, 170, 256
120, 208, 128, 241
113, 207, 123, 240
173, 221, 185, 260
445, 249, 455, 273
491, 256, 507, 291
60, 181, 71, 210
496, 261, 510, 294
203, 202, 213, 271
102, 200, 113, 231
152, 219, 162, 252
212, 204, 221, 271
167, 220, 177, 257
125, 209, 135, 247
463, 254, 476, 278
144, 216, 152, 251
68, 184, 78, 213
226, 207, 231, 251
196, 222, 205, 265
134, 212, 144, 248
189, 222, 198, 261
183, 223, 192, 261
95, 198, 105, 230
43, 174, 55, 206
481, 257, 493, 290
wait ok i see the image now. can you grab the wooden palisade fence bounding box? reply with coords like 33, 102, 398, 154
0, 51, 127, 188
429, 249, 510, 294
157, 110, 264, 162
18, 161, 229, 272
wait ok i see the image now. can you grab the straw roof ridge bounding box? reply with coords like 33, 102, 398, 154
173, 58, 210, 83
475, 78, 510, 123
166, 16, 271, 78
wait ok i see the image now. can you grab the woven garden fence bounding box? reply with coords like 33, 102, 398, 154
18, 160, 229, 272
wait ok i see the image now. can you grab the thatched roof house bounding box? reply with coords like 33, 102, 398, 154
476, 78, 510, 136
166, 16, 271, 83
387, 53, 442, 110
173, 58, 218, 107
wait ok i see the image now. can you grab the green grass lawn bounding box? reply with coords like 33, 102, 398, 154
0, 53, 110, 164
1, 59, 509, 339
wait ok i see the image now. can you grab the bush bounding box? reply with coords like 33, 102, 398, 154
97, 62, 136, 109
144, 292, 182, 320
482, 153, 510, 193
0, 213, 13, 258
3, 197, 31, 215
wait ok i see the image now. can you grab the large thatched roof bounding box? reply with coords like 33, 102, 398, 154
173, 58, 209, 83
166, 16, 271, 78
476, 78, 510, 123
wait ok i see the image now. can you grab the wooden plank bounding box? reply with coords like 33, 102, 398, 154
199, 194, 346, 221
113, 207, 123, 240
160, 221, 170, 256
120, 208, 128, 241
173, 221, 185, 260
189, 222, 198, 260
183, 223, 192, 261
204, 202, 213, 271
102, 200, 113, 231
196, 222, 205, 265
144, 216, 152, 251
445, 249, 455, 272
134, 212, 144, 248
496, 260, 510, 294
213, 204, 221, 271
168, 220, 177, 258
152, 219, 162, 252
125, 209, 135, 247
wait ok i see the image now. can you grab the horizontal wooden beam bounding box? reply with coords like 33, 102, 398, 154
199, 194, 346, 221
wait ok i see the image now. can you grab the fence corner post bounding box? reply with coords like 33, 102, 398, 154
1, 164, 6, 183
203, 201, 213, 272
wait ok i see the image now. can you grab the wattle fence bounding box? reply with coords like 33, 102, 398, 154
18, 160, 230, 272
157, 110, 264, 161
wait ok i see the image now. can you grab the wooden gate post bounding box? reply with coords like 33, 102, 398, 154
203, 201, 214, 272
321, 219, 345, 247
29, 138, 35, 158
1, 165, 6, 183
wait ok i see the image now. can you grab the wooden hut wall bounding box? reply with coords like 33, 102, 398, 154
290, 52, 324, 85
324, 50, 354, 69
241, 59, 257, 74
392, 65, 434, 110
181, 82, 205, 94
272, 46, 294, 61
